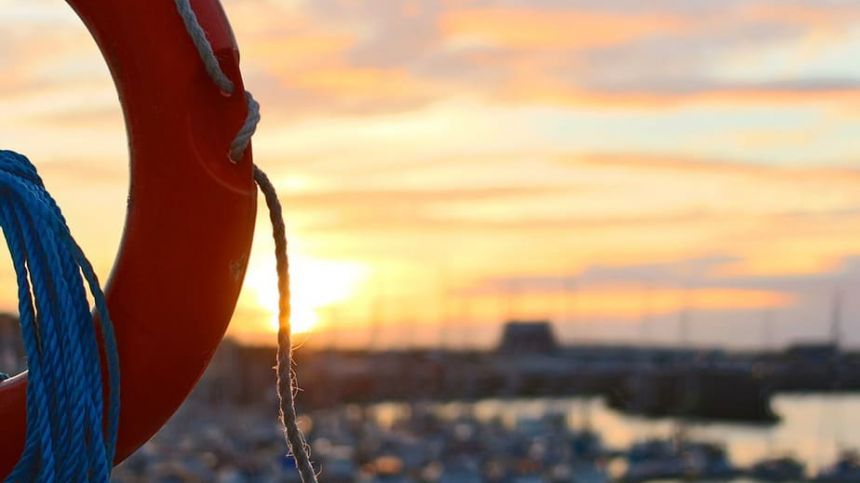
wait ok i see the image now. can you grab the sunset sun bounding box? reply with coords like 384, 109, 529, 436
243, 252, 368, 336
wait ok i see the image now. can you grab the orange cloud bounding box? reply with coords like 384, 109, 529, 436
286, 186, 569, 209
739, 3, 860, 29
248, 33, 356, 68
468, 285, 792, 321
712, 216, 860, 278
294, 67, 424, 97
491, 78, 860, 111
440, 8, 687, 50
214, 1, 860, 119
568, 152, 860, 182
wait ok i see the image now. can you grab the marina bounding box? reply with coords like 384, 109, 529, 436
113, 394, 860, 482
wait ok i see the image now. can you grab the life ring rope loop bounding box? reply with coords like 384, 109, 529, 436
174, 0, 260, 163
174, 0, 236, 95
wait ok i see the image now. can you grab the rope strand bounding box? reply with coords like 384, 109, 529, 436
230, 92, 260, 162
174, 2, 317, 480
254, 167, 317, 482
173, 0, 235, 95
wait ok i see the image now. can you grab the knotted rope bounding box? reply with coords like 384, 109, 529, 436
174, 1, 317, 481
0, 150, 120, 482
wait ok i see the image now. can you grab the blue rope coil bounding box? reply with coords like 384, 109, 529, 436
0, 150, 120, 482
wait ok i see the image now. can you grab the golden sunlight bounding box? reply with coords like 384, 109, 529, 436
243, 252, 368, 335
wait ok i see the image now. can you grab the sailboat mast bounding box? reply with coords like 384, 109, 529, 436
830, 287, 842, 349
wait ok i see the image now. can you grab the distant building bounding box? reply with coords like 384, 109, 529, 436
497, 320, 558, 355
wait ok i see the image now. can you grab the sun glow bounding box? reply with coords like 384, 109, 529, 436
243, 253, 368, 336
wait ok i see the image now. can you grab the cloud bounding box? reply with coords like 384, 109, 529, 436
466, 276, 792, 319
286, 185, 573, 209
439, 8, 687, 50
567, 152, 860, 181
3, 0, 859, 126
272, 0, 860, 116
295, 150, 860, 234
577, 256, 739, 284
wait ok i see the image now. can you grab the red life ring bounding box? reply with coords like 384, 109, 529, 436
0, 0, 256, 475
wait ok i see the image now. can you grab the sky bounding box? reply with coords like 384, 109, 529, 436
0, 0, 859, 350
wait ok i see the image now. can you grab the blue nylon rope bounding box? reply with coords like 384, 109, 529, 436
0, 150, 120, 482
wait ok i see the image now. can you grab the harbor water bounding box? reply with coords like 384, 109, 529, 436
370, 394, 860, 479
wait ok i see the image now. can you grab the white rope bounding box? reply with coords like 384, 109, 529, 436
173, 1, 318, 481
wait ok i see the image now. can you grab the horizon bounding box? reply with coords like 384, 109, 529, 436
1, 0, 860, 351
